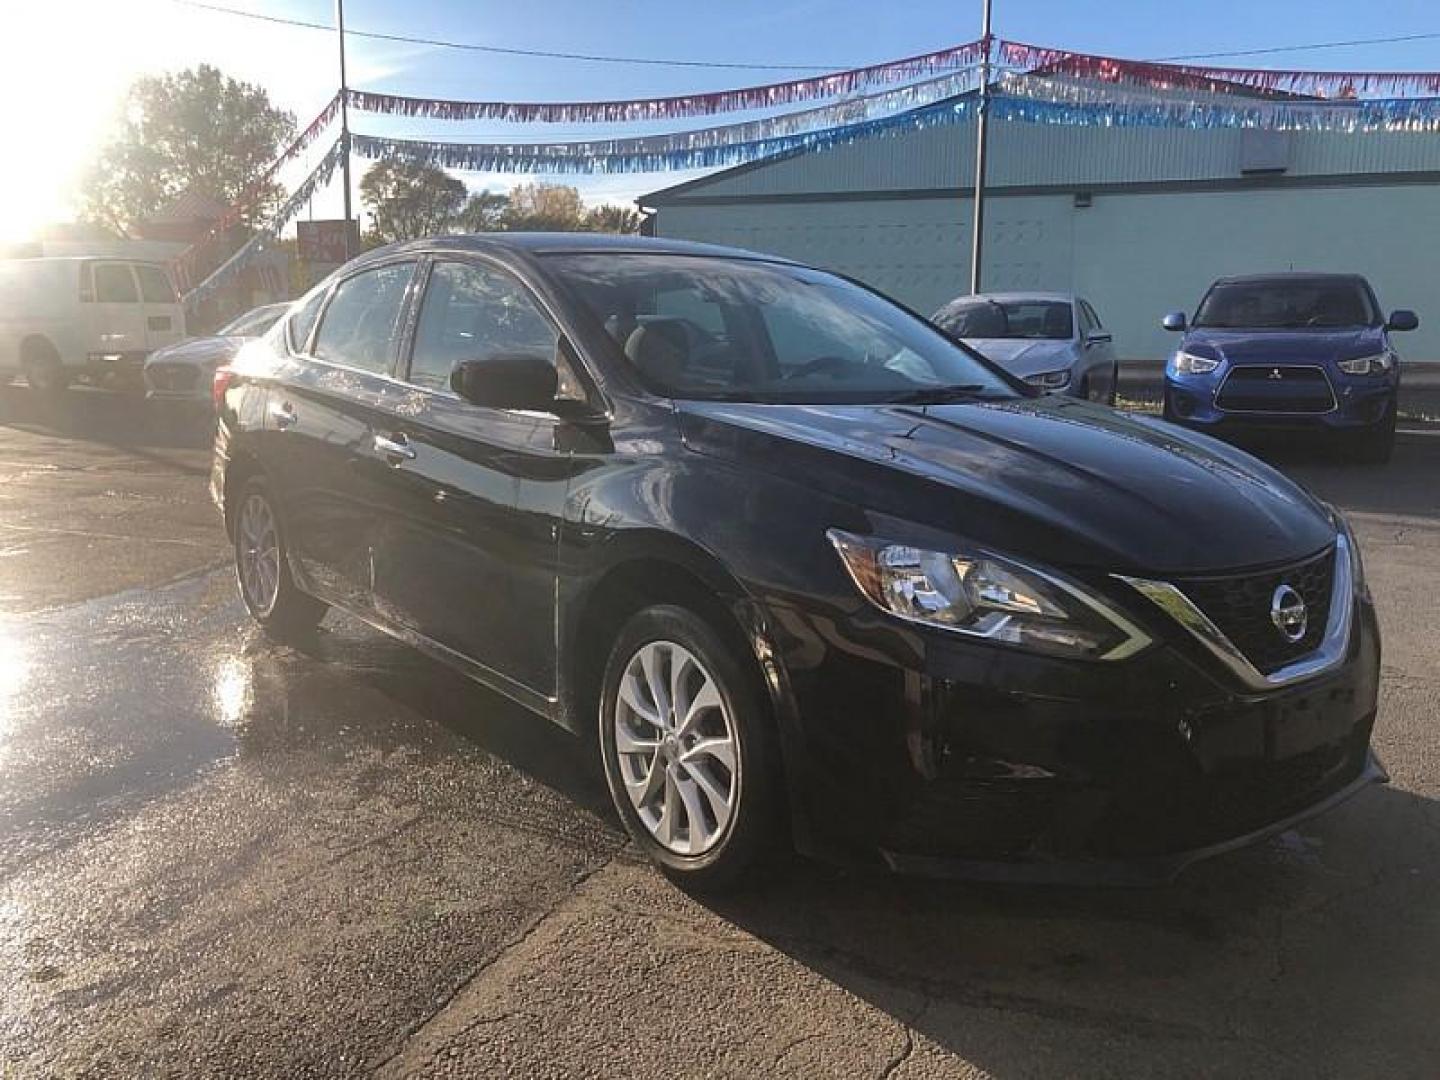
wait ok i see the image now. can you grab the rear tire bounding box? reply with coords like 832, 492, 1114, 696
233, 477, 327, 640
598, 604, 781, 892
23, 341, 69, 398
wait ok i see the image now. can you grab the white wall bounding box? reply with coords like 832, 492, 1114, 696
657, 182, 1440, 363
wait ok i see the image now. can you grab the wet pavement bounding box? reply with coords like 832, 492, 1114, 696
1, 386, 1438, 1078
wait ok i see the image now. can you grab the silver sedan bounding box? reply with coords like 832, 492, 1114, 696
932, 292, 1120, 404
144, 302, 290, 403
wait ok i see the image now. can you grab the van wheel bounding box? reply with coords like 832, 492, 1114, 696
233, 477, 327, 639
23, 341, 68, 397
598, 604, 781, 891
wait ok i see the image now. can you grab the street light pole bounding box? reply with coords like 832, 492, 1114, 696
336, 0, 354, 258
968, 0, 992, 294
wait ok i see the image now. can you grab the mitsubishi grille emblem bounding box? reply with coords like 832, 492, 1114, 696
1270, 584, 1308, 643
1268, 368, 1284, 380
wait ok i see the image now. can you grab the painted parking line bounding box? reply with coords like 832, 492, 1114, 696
1397, 426, 1440, 438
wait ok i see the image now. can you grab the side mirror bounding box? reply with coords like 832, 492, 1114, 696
1387, 309, 1419, 332
450, 352, 558, 411
1161, 311, 1187, 332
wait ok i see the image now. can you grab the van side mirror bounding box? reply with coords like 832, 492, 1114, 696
1387, 309, 1419, 332
1161, 311, 1187, 332
450, 353, 558, 411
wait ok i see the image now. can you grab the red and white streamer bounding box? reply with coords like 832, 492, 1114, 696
347, 39, 985, 123
1000, 40, 1440, 100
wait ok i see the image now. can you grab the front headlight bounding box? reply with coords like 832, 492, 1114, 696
1024, 369, 1072, 390
1171, 351, 1220, 375
827, 530, 1152, 661
1337, 351, 1394, 376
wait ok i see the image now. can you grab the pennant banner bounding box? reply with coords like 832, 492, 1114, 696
183, 139, 345, 308
347, 39, 984, 123
1000, 40, 1440, 100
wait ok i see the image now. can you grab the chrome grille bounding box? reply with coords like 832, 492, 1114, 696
1175, 546, 1336, 676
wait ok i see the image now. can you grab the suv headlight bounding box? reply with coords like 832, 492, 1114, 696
1171, 351, 1220, 375
1024, 369, 1071, 390
1337, 351, 1394, 376
827, 530, 1151, 661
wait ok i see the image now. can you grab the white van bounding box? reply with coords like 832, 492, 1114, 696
0, 257, 187, 394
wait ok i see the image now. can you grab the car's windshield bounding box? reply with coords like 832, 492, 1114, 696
545, 254, 1018, 405
220, 304, 287, 337
933, 298, 1074, 341
1194, 279, 1378, 329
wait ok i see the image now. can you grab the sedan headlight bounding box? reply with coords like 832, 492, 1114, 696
1024, 369, 1072, 390
1171, 351, 1220, 375
1337, 351, 1394, 376
827, 530, 1151, 660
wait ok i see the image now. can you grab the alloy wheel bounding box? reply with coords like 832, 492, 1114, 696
613, 640, 739, 856
237, 493, 281, 615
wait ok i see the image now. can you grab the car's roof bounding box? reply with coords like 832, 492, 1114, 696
1211, 272, 1369, 286
355, 232, 800, 266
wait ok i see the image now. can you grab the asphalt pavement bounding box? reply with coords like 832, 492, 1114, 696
1, 386, 1437, 1078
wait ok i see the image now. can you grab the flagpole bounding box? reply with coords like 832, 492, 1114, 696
969, 0, 993, 294
336, 0, 355, 258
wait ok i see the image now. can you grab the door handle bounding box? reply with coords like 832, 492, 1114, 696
270, 401, 297, 429
373, 433, 416, 462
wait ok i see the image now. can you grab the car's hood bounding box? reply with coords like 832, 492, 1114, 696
963, 338, 1075, 377
677, 396, 1335, 576
146, 335, 249, 367
1182, 326, 1386, 365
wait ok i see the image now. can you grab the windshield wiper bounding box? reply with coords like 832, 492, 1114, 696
885, 384, 993, 405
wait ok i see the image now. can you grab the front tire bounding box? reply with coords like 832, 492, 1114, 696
598, 604, 780, 891
1353, 404, 1396, 465
233, 478, 327, 639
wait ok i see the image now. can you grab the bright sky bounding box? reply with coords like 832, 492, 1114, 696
2, 0, 1437, 242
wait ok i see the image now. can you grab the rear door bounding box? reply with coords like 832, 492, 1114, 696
88, 261, 148, 357
267, 260, 419, 613
132, 263, 185, 350
368, 255, 578, 701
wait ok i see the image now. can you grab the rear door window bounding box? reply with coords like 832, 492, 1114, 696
94, 263, 139, 303
134, 265, 177, 304
312, 263, 415, 374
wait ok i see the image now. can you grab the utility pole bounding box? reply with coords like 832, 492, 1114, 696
968, 0, 992, 294
336, 0, 355, 259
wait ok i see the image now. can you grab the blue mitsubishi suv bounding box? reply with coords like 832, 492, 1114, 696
1162, 273, 1418, 463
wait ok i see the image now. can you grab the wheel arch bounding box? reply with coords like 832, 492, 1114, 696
562, 532, 793, 752
220, 449, 267, 540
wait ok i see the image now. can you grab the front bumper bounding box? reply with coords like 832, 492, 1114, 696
1165, 368, 1395, 432
765, 584, 1382, 884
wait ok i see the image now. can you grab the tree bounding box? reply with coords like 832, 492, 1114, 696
81, 65, 295, 236
502, 183, 588, 231
457, 190, 510, 233
360, 160, 468, 243
585, 205, 641, 234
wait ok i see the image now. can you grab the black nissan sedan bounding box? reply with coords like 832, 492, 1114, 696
211, 235, 1383, 889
